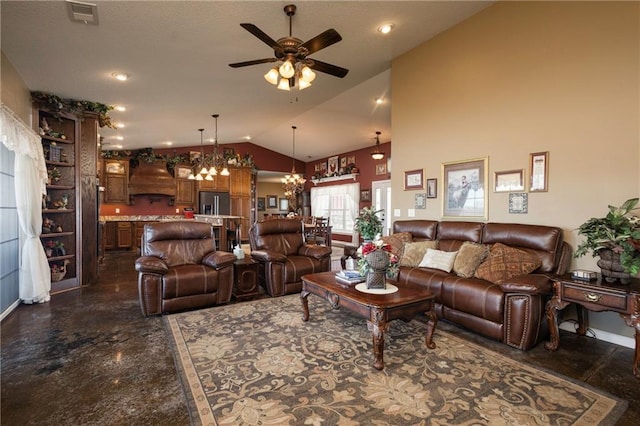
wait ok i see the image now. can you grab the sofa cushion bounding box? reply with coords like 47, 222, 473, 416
474, 243, 542, 284
453, 242, 490, 278
419, 248, 458, 272
381, 232, 413, 258
400, 240, 437, 267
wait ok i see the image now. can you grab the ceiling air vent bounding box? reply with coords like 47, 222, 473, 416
66, 0, 98, 25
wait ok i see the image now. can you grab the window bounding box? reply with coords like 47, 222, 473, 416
310, 183, 360, 235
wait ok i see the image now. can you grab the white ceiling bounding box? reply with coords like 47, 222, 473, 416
1, 1, 491, 161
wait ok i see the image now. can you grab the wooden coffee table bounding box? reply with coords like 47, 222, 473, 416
301, 271, 437, 370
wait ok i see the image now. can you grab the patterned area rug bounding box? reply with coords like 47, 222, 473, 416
165, 295, 626, 425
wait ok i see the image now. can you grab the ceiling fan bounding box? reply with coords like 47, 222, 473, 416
229, 4, 349, 90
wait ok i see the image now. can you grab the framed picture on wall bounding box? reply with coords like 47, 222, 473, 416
279, 198, 289, 212
267, 195, 277, 208
347, 155, 356, 165
404, 169, 424, 190
360, 189, 370, 201
340, 157, 347, 168
494, 169, 525, 192
442, 157, 488, 219
328, 156, 339, 175
319, 162, 327, 176
375, 163, 387, 175
415, 193, 427, 209
257, 197, 266, 211
529, 151, 549, 192
426, 178, 437, 198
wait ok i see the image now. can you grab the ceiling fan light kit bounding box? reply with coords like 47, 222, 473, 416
229, 4, 348, 91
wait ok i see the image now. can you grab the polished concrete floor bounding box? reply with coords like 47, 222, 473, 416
2, 251, 639, 425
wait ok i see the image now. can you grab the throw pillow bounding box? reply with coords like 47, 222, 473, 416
474, 242, 542, 284
418, 248, 458, 272
400, 240, 438, 267
453, 241, 490, 278
380, 232, 413, 258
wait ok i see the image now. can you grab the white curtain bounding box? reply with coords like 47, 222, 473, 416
1, 103, 51, 304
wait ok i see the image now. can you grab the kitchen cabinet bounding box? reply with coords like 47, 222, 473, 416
175, 165, 195, 205
198, 174, 229, 192
117, 222, 132, 248
103, 159, 129, 204
230, 167, 252, 196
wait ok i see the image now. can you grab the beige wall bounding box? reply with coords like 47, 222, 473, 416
392, 1, 639, 338
1, 51, 32, 121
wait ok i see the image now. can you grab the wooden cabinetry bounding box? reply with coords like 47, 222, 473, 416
198, 174, 229, 192
175, 165, 195, 205
230, 167, 252, 196
103, 159, 129, 203
37, 108, 80, 292
117, 222, 132, 248
229, 167, 255, 242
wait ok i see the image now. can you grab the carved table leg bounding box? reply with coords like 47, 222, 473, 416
424, 309, 438, 350
367, 308, 390, 370
301, 290, 310, 322
576, 305, 589, 336
620, 294, 640, 379
545, 291, 570, 352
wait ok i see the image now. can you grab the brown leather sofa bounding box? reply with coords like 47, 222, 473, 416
249, 219, 332, 297
344, 220, 571, 350
135, 221, 236, 316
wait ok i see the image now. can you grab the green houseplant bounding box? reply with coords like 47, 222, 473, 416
354, 207, 383, 241
575, 198, 640, 280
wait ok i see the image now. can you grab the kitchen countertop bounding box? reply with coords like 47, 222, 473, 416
100, 214, 242, 225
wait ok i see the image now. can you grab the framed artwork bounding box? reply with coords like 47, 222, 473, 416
415, 193, 427, 209
267, 195, 277, 208
360, 189, 370, 201
442, 157, 488, 219
529, 151, 549, 192
105, 161, 125, 174
176, 166, 191, 179
347, 155, 356, 165
340, 157, 347, 168
189, 151, 201, 162
279, 198, 289, 212
404, 169, 424, 190
319, 162, 327, 176
257, 197, 266, 211
509, 193, 528, 214
327, 155, 339, 175
375, 163, 387, 175
223, 147, 235, 157
494, 169, 525, 192
426, 178, 437, 198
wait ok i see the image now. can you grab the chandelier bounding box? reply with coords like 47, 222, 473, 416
188, 114, 229, 180
371, 131, 385, 160
281, 125, 306, 205
264, 60, 316, 91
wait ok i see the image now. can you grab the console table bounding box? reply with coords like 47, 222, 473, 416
545, 273, 640, 379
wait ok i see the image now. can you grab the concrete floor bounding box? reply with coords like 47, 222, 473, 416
2, 251, 639, 425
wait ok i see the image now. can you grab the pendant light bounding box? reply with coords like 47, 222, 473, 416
371, 131, 385, 160
281, 125, 306, 202
188, 129, 206, 180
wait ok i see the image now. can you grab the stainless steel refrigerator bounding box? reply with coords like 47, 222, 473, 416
199, 191, 230, 216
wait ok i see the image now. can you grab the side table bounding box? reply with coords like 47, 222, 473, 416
233, 258, 260, 300
545, 273, 640, 379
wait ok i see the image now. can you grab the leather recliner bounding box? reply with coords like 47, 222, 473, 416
249, 219, 332, 297
135, 221, 236, 316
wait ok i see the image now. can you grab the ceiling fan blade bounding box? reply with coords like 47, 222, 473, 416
240, 23, 283, 54
309, 59, 349, 78
229, 58, 277, 68
300, 29, 342, 55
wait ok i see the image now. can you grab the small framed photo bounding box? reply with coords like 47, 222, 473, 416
267, 195, 277, 209
442, 157, 488, 219
404, 169, 424, 190
176, 166, 192, 179
360, 189, 370, 201
426, 178, 437, 198
327, 155, 339, 175
494, 169, 525, 192
279, 198, 289, 212
529, 151, 549, 192
415, 193, 427, 209
509, 193, 528, 214
347, 155, 356, 165
319, 162, 327, 176
340, 157, 347, 168
223, 147, 235, 157
375, 163, 387, 175
257, 197, 266, 211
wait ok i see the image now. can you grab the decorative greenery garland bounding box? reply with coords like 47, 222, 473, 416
31, 91, 115, 129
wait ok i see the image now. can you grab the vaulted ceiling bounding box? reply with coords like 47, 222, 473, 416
1, 1, 491, 161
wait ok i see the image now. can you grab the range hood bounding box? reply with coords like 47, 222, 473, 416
128, 159, 176, 197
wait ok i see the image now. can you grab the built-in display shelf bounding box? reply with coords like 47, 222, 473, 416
311, 173, 359, 185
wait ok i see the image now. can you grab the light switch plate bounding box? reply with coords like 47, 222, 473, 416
408, 209, 416, 217
394, 209, 401, 217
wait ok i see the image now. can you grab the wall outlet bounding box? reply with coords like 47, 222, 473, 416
115, 208, 120, 214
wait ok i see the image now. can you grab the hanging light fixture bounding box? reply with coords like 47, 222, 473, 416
212, 114, 230, 176
281, 125, 306, 207
188, 129, 206, 180
371, 131, 385, 160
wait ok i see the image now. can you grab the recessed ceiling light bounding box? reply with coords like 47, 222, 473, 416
245, 136, 252, 141
114, 144, 123, 149
114, 136, 124, 141
114, 105, 126, 112
116, 122, 125, 129
111, 72, 129, 81
375, 97, 384, 104
163, 141, 173, 146
377, 23, 394, 34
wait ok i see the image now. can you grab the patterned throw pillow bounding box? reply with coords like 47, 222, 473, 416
453, 241, 490, 278
381, 232, 413, 258
400, 240, 438, 267
474, 242, 542, 284
418, 248, 458, 272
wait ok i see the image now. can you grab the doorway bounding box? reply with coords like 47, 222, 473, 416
371, 180, 392, 236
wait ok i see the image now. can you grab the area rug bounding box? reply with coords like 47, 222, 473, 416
164, 295, 626, 425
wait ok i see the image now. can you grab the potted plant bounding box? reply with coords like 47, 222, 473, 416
354, 207, 383, 241
575, 197, 640, 282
